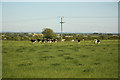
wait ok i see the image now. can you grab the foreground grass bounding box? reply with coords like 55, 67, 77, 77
2, 40, 118, 78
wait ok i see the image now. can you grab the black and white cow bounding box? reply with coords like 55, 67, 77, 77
46, 39, 51, 43
94, 39, 98, 44
37, 39, 41, 43
78, 39, 80, 44
46, 39, 50, 43
42, 39, 45, 43
52, 39, 57, 43
46, 39, 57, 43
97, 39, 100, 44
94, 39, 100, 44
49, 39, 52, 43
30, 39, 36, 43
51, 39, 54, 43
54, 39, 57, 43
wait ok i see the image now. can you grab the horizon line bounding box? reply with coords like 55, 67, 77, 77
0, 31, 118, 34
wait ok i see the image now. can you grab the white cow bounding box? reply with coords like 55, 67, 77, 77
61, 39, 65, 42
71, 39, 74, 42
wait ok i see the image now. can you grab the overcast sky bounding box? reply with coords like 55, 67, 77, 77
2, 2, 118, 33
1, 0, 120, 2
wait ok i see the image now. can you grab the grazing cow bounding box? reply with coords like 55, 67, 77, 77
54, 39, 57, 43
78, 39, 80, 44
71, 39, 74, 42
97, 39, 100, 44
30, 39, 36, 43
94, 39, 98, 44
94, 39, 100, 44
51, 39, 57, 43
55, 39, 57, 43
42, 39, 45, 43
49, 39, 52, 43
37, 39, 41, 43
46, 39, 55, 43
61, 39, 65, 42
51, 39, 54, 43
46, 39, 50, 43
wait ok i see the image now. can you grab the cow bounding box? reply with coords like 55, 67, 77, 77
78, 39, 80, 44
30, 39, 36, 43
51, 39, 54, 43
61, 39, 65, 42
97, 39, 100, 44
94, 39, 100, 44
49, 39, 52, 43
94, 39, 98, 44
51, 39, 57, 43
37, 39, 41, 43
46, 39, 50, 43
54, 39, 57, 43
46, 39, 54, 43
46, 39, 57, 43
42, 39, 45, 43
71, 39, 74, 42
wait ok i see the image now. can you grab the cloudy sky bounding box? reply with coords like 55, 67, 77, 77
2, 1, 118, 33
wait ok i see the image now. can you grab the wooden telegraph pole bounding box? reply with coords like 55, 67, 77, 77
60, 17, 64, 42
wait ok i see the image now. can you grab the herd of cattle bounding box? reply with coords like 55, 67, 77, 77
30, 39, 100, 44
30, 39, 57, 43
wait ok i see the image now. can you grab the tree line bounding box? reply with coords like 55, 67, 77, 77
1, 28, 119, 41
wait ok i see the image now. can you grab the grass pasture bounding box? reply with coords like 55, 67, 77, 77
2, 40, 119, 78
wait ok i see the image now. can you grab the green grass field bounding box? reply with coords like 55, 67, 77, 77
2, 40, 119, 78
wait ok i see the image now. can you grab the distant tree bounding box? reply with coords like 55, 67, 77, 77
107, 33, 113, 36
42, 28, 56, 39
93, 32, 99, 35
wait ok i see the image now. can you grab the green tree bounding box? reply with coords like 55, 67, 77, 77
42, 28, 56, 39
